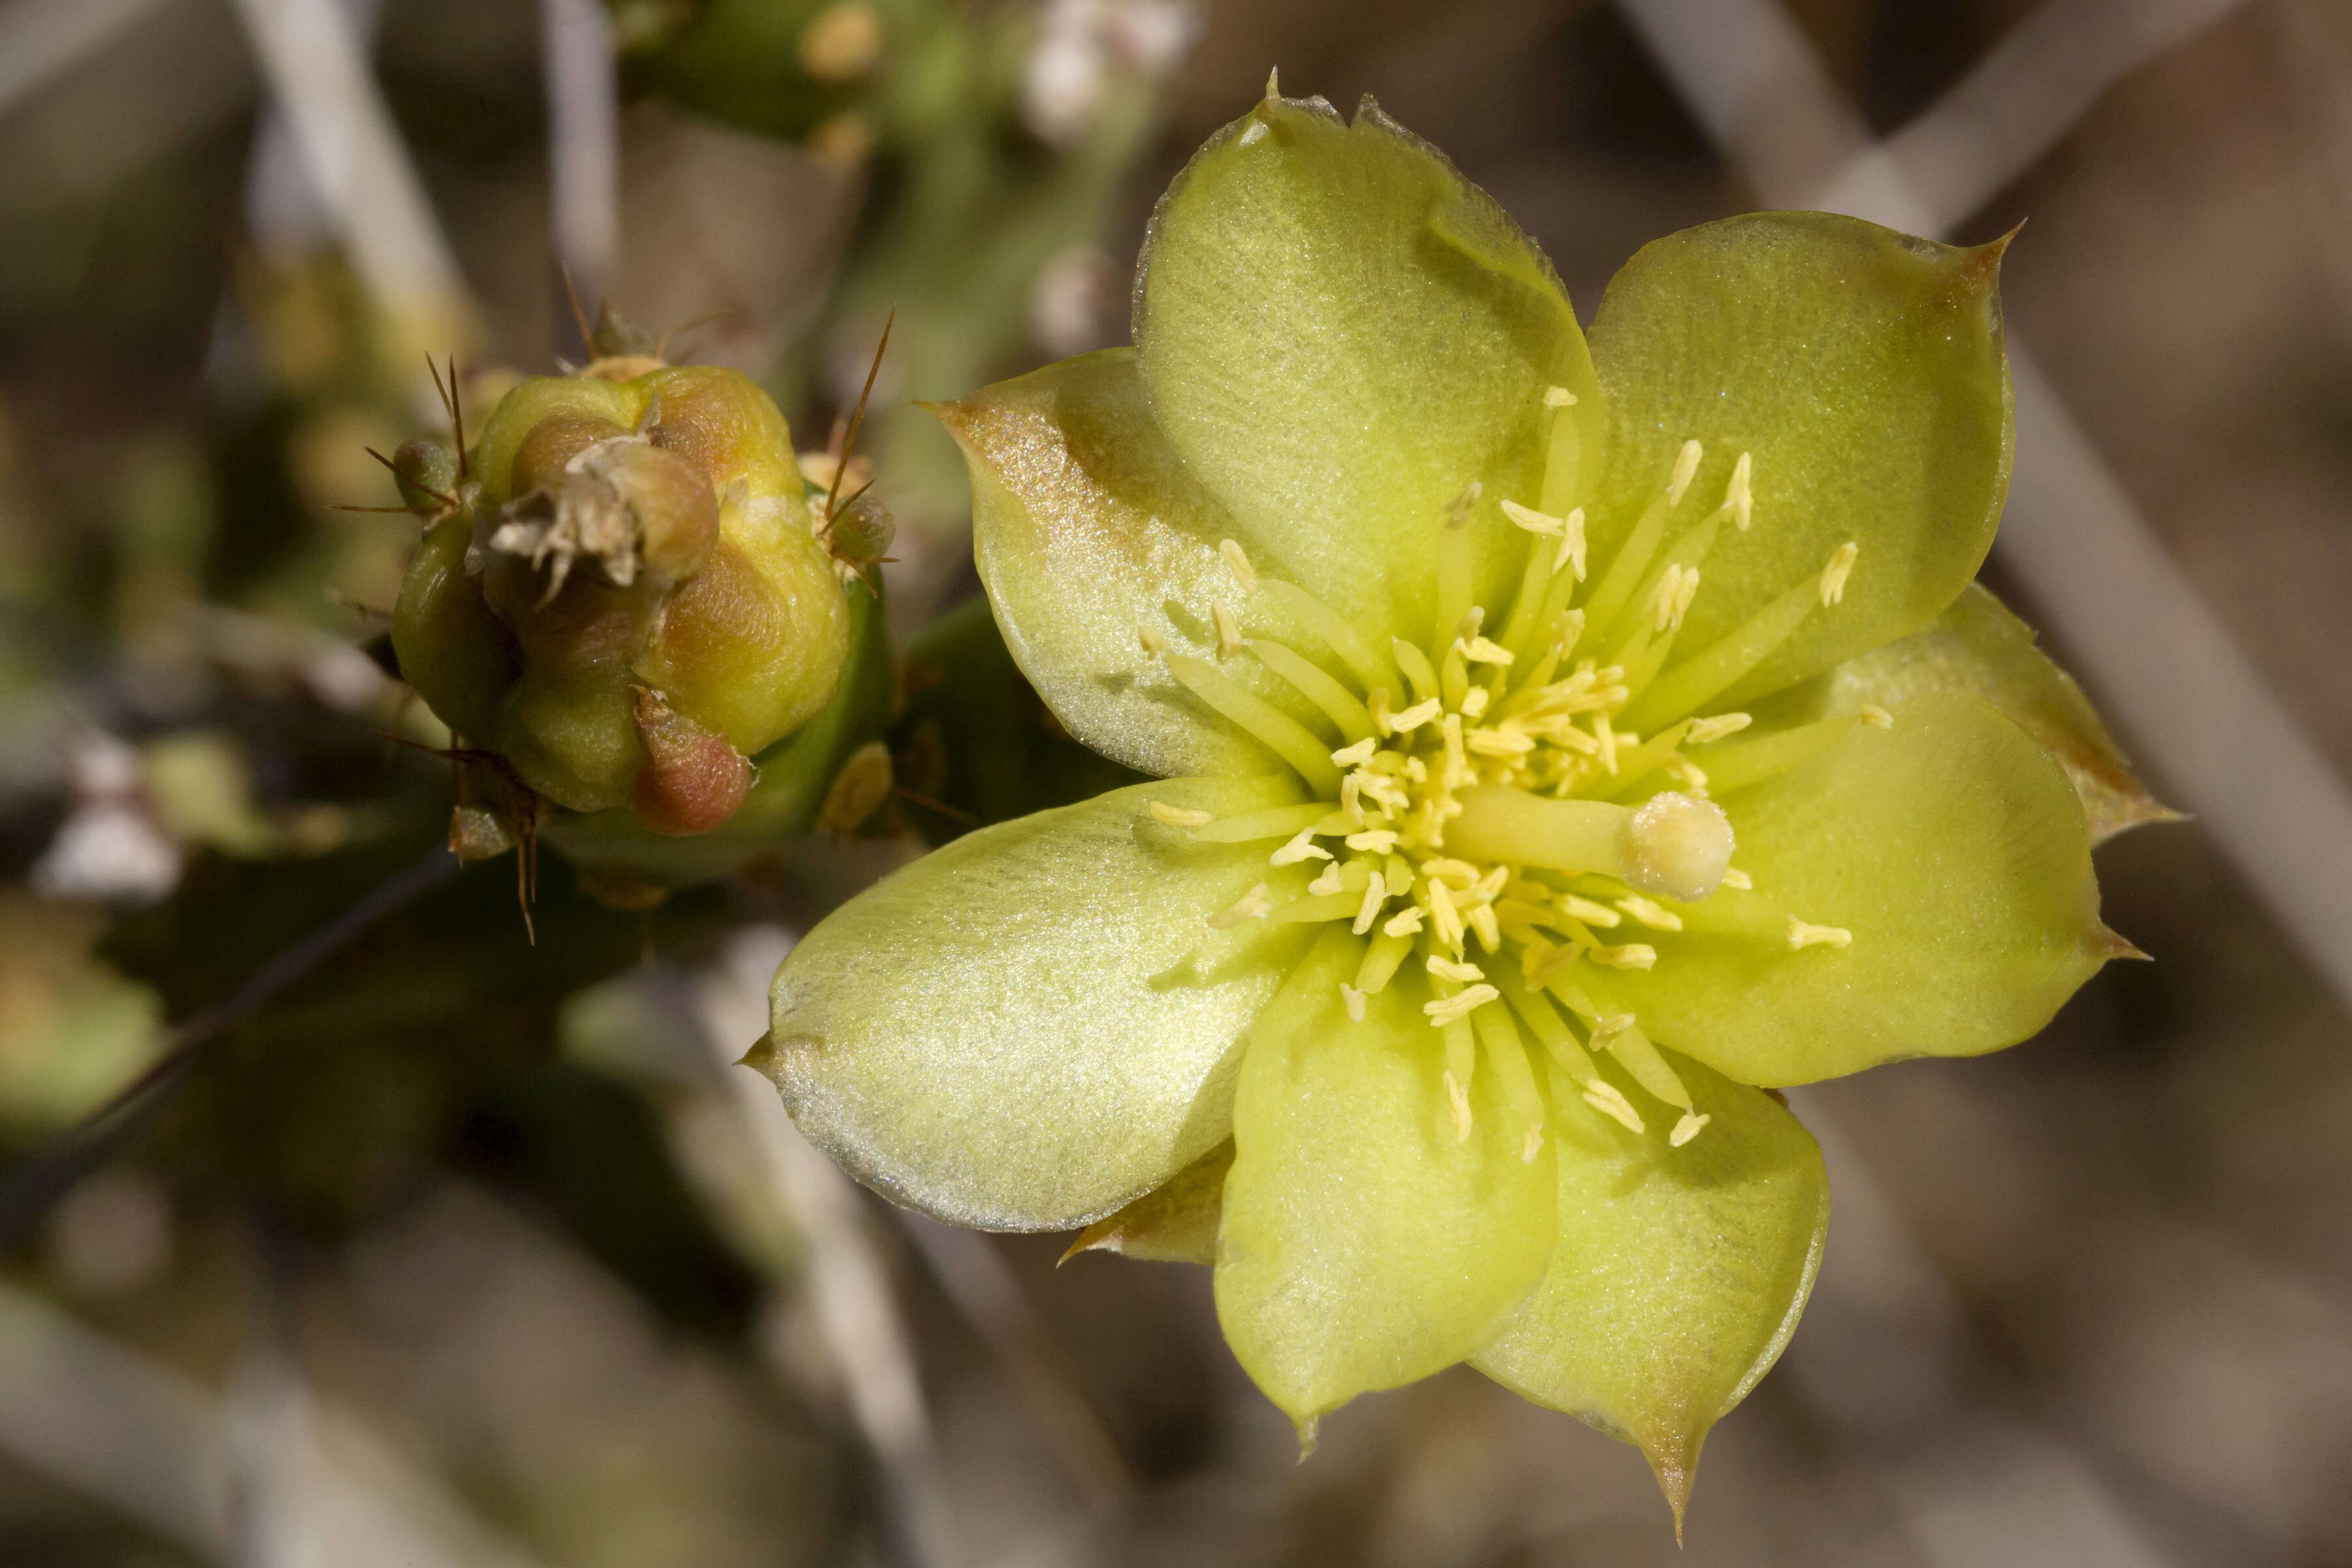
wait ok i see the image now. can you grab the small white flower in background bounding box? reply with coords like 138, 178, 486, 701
1030, 243, 1120, 358
32, 732, 182, 904
1021, 0, 1201, 146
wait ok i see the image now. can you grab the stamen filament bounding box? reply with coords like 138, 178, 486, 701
1471, 1002, 1546, 1161
1192, 802, 1333, 843
1255, 580, 1391, 694
1691, 714, 1857, 796
1620, 576, 1817, 733
1250, 639, 1376, 742
1168, 655, 1343, 792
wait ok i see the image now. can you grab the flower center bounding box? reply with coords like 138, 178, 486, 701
1143, 389, 1875, 1158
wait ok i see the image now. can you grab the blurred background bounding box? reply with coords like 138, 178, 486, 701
1, 0, 2349, 1563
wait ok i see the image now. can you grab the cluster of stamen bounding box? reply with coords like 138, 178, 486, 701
1145, 389, 1868, 1159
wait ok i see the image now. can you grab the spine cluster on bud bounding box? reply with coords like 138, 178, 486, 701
391, 364, 853, 847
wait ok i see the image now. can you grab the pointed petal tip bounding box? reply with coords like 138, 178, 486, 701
1642, 1432, 1696, 1540
2097, 924, 2153, 962
1059, 1218, 1122, 1266
738, 1030, 778, 1072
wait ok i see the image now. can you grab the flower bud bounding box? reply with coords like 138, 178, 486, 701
391, 363, 854, 853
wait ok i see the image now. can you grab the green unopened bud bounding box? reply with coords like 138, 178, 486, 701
391, 363, 853, 847
827, 491, 894, 564
392, 438, 459, 517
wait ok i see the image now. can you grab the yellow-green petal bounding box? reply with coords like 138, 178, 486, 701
763, 775, 1313, 1230
1216, 930, 1557, 1435
1820, 583, 2175, 845
1588, 214, 2011, 702
935, 350, 1272, 779
1135, 90, 1603, 644
1473, 1054, 1826, 1526
1610, 691, 2114, 1086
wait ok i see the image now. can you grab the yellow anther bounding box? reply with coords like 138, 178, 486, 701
1686, 712, 1752, 744
1444, 1071, 1473, 1141
1460, 686, 1492, 719
1466, 903, 1501, 951
1561, 893, 1619, 928
1444, 482, 1484, 527
1218, 538, 1258, 592
1382, 906, 1426, 938
1391, 698, 1443, 732
1788, 917, 1853, 951
1331, 738, 1377, 767
1616, 894, 1684, 931
1459, 635, 1514, 666
1209, 884, 1273, 928
1466, 728, 1535, 759
1340, 983, 1367, 1022
1424, 985, 1499, 1026
1352, 872, 1388, 934
1347, 829, 1399, 853
1501, 499, 1563, 536
1213, 602, 1245, 658
1556, 508, 1587, 579
1428, 881, 1466, 951
1269, 828, 1333, 867
1594, 715, 1619, 774
1543, 385, 1576, 408
1420, 858, 1480, 885
1666, 439, 1703, 506
1662, 755, 1708, 791
1721, 867, 1752, 890
1588, 943, 1658, 970
1369, 687, 1394, 736
1859, 703, 1894, 729
1427, 955, 1485, 983
1147, 800, 1215, 828
1138, 624, 1168, 655
1670, 1111, 1711, 1147
1820, 541, 1859, 606
1649, 566, 1690, 631
1582, 1079, 1645, 1134
1725, 451, 1753, 531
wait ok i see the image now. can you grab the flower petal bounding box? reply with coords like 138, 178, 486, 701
1606, 691, 2113, 1086
934, 350, 1273, 779
1216, 930, 1558, 1435
1588, 214, 2012, 702
1817, 582, 2176, 845
1135, 91, 1603, 643
762, 774, 1314, 1230
1473, 1054, 1826, 1528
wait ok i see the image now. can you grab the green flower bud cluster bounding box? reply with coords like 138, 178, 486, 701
391, 361, 855, 850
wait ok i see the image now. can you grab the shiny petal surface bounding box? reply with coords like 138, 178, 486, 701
1216, 930, 1558, 1432
1609, 691, 2112, 1085
764, 775, 1313, 1230
1473, 1054, 1827, 1524
1588, 214, 2012, 701
937, 350, 1273, 779
1136, 91, 1602, 642
1821, 583, 2176, 845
